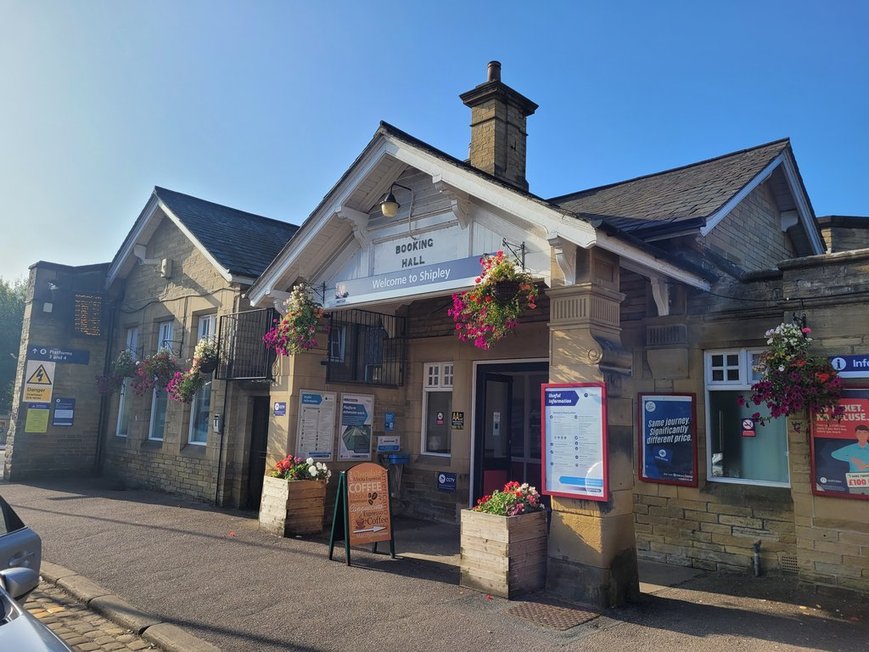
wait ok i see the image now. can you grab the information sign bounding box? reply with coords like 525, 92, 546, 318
638, 394, 697, 487
437, 472, 457, 493
376, 436, 400, 453
829, 355, 869, 379
541, 383, 608, 501
23, 360, 55, 403
52, 398, 76, 427
811, 387, 869, 501
295, 390, 336, 461
273, 401, 286, 417
24, 403, 51, 433
27, 346, 90, 365
338, 393, 374, 461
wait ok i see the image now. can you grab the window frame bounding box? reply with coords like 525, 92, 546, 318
157, 320, 175, 353
148, 388, 167, 442
187, 380, 212, 446
704, 348, 790, 488
115, 326, 139, 438
420, 362, 454, 457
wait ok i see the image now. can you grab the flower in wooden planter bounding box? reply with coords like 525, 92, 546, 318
448, 251, 538, 350
263, 283, 325, 356
739, 321, 844, 422
268, 455, 332, 482
473, 480, 545, 516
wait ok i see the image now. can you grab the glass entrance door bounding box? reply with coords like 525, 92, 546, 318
474, 362, 548, 502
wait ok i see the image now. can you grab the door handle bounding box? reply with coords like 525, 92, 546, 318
7, 551, 34, 568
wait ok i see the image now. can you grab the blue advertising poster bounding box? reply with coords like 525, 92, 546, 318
52, 398, 75, 427
811, 388, 869, 501
639, 394, 697, 487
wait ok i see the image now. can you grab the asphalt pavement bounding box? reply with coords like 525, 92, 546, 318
2, 476, 867, 651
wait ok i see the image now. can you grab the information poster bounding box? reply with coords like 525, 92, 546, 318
541, 383, 608, 501
52, 398, 76, 427
638, 394, 697, 487
338, 393, 374, 461
24, 403, 50, 433
811, 387, 869, 500
295, 390, 337, 461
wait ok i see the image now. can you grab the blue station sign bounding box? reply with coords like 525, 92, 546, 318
830, 355, 869, 378
28, 346, 90, 365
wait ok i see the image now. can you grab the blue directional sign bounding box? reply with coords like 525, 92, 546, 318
830, 355, 869, 378
28, 346, 90, 365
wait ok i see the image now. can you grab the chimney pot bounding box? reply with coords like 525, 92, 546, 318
487, 61, 501, 82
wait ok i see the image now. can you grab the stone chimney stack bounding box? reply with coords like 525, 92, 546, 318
460, 61, 538, 191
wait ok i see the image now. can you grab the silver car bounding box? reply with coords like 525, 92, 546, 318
0, 495, 72, 651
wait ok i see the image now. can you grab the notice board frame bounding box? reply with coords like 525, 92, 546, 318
810, 384, 869, 501
637, 393, 699, 488
540, 382, 608, 502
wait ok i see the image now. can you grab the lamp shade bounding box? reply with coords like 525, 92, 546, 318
380, 191, 400, 218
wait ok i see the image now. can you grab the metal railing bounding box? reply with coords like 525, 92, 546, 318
326, 309, 406, 387
217, 308, 277, 381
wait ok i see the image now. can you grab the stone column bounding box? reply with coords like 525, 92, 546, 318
545, 247, 639, 607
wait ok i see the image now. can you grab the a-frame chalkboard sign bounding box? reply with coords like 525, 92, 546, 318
328, 462, 396, 565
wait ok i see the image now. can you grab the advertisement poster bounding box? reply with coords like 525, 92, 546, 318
638, 394, 697, 487
346, 463, 392, 546
811, 387, 869, 500
338, 393, 374, 461
295, 390, 337, 461
541, 383, 608, 501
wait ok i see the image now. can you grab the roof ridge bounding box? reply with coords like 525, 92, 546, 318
547, 137, 791, 203
153, 186, 296, 228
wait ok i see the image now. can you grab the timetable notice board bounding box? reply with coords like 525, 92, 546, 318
541, 383, 608, 501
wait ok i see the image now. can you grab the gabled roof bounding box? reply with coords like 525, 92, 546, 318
108, 187, 299, 286
153, 187, 299, 279
549, 139, 791, 236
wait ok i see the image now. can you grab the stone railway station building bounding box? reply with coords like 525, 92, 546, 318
7, 63, 869, 604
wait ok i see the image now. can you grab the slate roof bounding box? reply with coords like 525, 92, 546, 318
154, 187, 299, 279
548, 139, 791, 237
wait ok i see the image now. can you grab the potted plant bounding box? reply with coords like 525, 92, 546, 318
448, 251, 538, 350
166, 368, 206, 404
259, 455, 332, 537
460, 481, 547, 598
739, 321, 845, 423
192, 337, 219, 374
130, 351, 180, 396
263, 283, 324, 356
95, 349, 138, 396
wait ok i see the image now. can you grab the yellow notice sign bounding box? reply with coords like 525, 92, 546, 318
24, 405, 50, 433
24, 360, 55, 403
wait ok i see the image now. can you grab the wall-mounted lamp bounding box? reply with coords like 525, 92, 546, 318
212, 413, 223, 434
380, 183, 413, 218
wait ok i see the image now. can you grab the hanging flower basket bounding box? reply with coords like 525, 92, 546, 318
448, 251, 538, 350
130, 351, 180, 396
263, 283, 325, 356
95, 350, 138, 396
192, 337, 219, 374
739, 322, 845, 423
166, 369, 206, 403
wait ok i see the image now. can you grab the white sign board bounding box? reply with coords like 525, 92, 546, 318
541, 383, 608, 501
296, 390, 337, 460
338, 393, 374, 461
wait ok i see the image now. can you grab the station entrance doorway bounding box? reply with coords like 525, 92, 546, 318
473, 361, 548, 502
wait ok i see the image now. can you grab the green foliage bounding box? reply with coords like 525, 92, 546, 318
0, 278, 26, 413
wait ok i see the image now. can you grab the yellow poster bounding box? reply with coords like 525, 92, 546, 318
23, 360, 55, 403
24, 406, 50, 433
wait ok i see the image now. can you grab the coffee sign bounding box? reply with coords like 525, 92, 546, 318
347, 463, 392, 546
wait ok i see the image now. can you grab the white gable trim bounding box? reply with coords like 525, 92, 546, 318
106, 192, 238, 288
248, 131, 714, 305
699, 152, 824, 255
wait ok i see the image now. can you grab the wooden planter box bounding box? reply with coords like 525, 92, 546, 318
258, 476, 327, 537
459, 509, 547, 599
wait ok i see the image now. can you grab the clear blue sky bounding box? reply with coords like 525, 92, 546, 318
1, 1, 867, 281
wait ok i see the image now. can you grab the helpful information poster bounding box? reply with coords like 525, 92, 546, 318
338, 394, 374, 461
541, 383, 607, 501
296, 390, 337, 461
811, 388, 869, 500
639, 394, 697, 487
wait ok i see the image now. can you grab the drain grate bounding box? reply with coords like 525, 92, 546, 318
780, 554, 799, 574
508, 600, 600, 631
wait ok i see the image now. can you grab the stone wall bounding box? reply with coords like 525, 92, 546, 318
5, 262, 110, 479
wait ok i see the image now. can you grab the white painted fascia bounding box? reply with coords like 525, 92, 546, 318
157, 200, 235, 283
106, 194, 161, 287
698, 151, 824, 255
700, 155, 783, 237
596, 231, 711, 291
